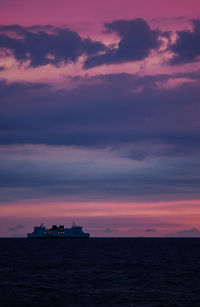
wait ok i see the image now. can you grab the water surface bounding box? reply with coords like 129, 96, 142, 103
0, 238, 200, 306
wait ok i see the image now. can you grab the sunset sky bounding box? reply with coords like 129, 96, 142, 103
0, 0, 200, 237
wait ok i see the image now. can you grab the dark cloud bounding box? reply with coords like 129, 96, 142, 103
84, 18, 161, 68
0, 72, 200, 154
0, 66, 5, 71
101, 228, 118, 233
1, 71, 199, 201
168, 228, 200, 237
0, 142, 200, 203
1, 19, 199, 68
169, 19, 200, 64
0, 25, 106, 67
144, 228, 156, 232
8, 224, 24, 232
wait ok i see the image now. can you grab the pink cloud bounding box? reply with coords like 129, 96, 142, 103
1, 199, 200, 237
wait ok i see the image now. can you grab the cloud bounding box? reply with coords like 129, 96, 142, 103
169, 19, 200, 64
84, 18, 161, 68
1, 19, 199, 69
0, 25, 106, 67
8, 224, 24, 232
144, 228, 156, 232
0, 143, 200, 203
0, 72, 200, 151
101, 228, 118, 233
168, 228, 200, 237
0, 72, 200, 202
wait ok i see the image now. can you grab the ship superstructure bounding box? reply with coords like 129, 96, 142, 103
27, 222, 90, 238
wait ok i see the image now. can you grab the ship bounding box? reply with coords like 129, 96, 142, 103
27, 222, 90, 239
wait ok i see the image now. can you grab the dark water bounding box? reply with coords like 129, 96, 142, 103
1, 238, 200, 307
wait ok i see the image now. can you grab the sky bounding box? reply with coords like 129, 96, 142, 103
0, 0, 200, 237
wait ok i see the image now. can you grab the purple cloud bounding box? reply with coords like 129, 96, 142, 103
144, 228, 157, 232
168, 228, 200, 237
84, 18, 161, 68
0, 25, 106, 67
8, 224, 24, 232
0, 72, 200, 152
169, 19, 200, 64
101, 228, 118, 233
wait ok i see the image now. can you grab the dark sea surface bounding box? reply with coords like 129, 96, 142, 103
0, 238, 200, 307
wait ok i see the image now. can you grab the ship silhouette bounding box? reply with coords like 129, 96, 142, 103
27, 222, 90, 238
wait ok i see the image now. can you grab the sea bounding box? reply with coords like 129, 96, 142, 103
0, 238, 200, 307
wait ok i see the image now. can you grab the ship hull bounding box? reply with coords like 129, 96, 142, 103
27, 236, 89, 239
